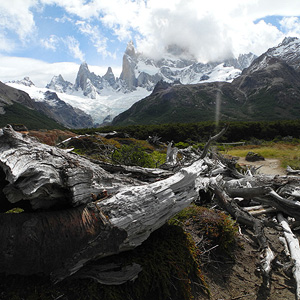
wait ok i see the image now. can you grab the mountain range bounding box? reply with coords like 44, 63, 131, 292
112, 37, 300, 125
3, 37, 300, 128
4, 41, 256, 127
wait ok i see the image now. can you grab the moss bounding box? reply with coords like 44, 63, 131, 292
5, 207, 24, 213
94, 224, 209, 300
0, 224, 209, 300
170, 205, 238, 255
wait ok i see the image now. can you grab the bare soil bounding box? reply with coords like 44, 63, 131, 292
198, 228, 296, 300
237, 157, 286, 176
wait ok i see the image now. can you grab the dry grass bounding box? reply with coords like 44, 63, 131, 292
225, 143, 300, 170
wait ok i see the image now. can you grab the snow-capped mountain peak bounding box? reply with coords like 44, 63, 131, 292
266, 36, 300, 70
242, 36, 300, 75
9, 76, 35, 87
46, 74, 74, 93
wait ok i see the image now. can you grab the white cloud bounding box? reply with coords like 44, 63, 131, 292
40, 35, 59, 51
76, 21, 116, 58
0, 56, 78, 86
0, 55, 121, 87
54, 15, 72, 23
133, 0, 287, 60
0, 0, 37, 46
64, 36, 85, 61
280, 17, 300, 37
136, 8, 235, 62
0, 32, 15, 52
1, 0, 300, 65
45, 0, 298, 61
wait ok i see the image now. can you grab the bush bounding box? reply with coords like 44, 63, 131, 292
112, 144, 154, 167
175, 141, 190, 149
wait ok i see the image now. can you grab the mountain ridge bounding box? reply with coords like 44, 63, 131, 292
4, 79, 93, 129
112, 37, 300, 126
0, 81, 66, 130
6, 37, 300, 127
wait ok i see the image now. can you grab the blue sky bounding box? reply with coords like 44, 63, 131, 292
0, 0, 300, 87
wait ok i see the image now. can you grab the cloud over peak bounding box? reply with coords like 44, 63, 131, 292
0, 0, 300, 65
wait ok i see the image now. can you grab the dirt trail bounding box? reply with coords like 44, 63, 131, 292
237, 157, 286, 175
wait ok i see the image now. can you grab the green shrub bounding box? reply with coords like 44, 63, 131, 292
175, 141, 190, 149
5, 208, 24, 214
112, 144, 154, 167
150, 150, 166, 167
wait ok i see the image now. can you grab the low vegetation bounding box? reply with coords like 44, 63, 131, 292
225, 142, 300, 169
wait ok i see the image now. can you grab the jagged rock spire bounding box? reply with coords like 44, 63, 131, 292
120, 41, 138, 91
103, 67, 116, 87
74, 62, 91, 91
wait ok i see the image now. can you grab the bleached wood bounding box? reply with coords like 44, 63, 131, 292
244, 205, 269, 211
97, 159, 208, 253
287, 165, 300, 175
277, 213, 300, 300
261, 246, 275, 283
248, 207, 277, 216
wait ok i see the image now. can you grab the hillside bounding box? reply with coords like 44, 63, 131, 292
0, 102, 66, 130
0, 82, 65, 130
112, 81, 243, 125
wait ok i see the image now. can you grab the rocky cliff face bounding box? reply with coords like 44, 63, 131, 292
103, 67, 116, 88
74, 62, 103, 94
50, 41, 256, 99
266, 37, 300, 71
120, 41, 138, 90
73, 62, 123, 98
118, 41, 256, 92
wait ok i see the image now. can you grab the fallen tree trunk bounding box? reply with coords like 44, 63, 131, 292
0, 125, 209, 282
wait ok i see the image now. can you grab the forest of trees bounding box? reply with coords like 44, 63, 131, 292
73, 120, 300, 144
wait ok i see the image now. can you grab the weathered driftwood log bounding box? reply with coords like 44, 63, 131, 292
0, 126, 136, 210
0, 125, 210, 282
277, 213, 300, 300
82, 157, 174, 183
287, 165, 300, 175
